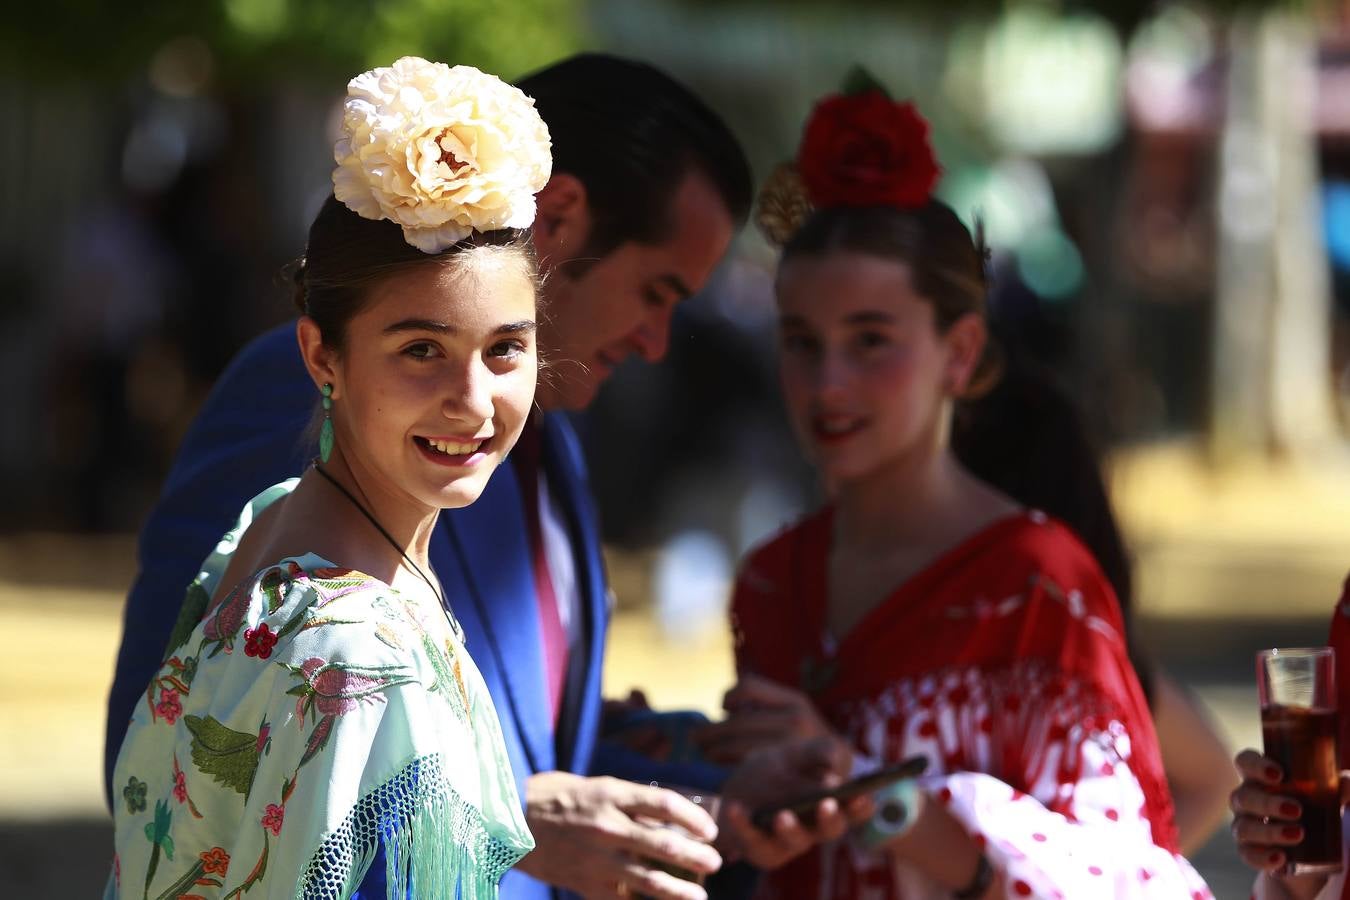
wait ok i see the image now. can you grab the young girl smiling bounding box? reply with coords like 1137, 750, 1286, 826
702, 84, 1213, 899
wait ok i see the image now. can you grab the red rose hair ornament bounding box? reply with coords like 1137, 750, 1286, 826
756, 67, 942, 246
797, 68, 941, 210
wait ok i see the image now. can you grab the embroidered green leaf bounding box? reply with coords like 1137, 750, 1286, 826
299, 714, 337, 768
259, 567, 289, 615
225, 832, 270, 898
421, 633, 452, 694
374, 622, 403, 650
166, 581, 211, 654
144, 798, 174, 894
300, 616, 364, 631
274, 609, 308, 642
421, 634, 470, 720
184, 715, 260, 797
149, 858, 206, 900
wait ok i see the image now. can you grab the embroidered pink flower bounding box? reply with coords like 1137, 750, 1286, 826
113, 853, 120, 887
244, 622, 278, 659
156, 688, 183, 724
172, 767, 187, 803
200, 846, 230, 876
262, 803, 285, 836
202, 587, 249, 643
256, 723, 271, 754
294, 657, 411, 716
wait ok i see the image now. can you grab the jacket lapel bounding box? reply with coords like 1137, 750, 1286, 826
540, 414, 608, 775
435, 462, 555, 780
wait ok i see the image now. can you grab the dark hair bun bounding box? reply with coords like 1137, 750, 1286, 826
288, 257, 307, 316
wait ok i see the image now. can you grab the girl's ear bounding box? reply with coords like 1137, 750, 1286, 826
296, 317, 342, 398
943, 313, 987, 397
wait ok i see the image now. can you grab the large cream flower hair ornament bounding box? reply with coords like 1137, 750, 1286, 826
333, 57, 553, 253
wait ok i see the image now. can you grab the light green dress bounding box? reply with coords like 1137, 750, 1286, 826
107, 479, 534, 899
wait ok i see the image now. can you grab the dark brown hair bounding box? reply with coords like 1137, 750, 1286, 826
516, 53, 751, 271
291, 195, 539, 348
780, 202, 1001, 397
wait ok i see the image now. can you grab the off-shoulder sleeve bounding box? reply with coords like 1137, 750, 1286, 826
908, 538, 1208, 897
909, 751, 1212, 897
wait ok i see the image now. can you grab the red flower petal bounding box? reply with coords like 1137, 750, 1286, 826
797, 91, 940, 210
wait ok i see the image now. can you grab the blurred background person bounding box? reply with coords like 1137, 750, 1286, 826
699, 85, 1211, 898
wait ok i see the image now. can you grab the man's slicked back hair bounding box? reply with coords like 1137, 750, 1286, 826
517, 53, 752, 269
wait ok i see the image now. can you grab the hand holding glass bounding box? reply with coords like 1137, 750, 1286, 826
1257, 647, 1342, 876
636, 783, 720, 899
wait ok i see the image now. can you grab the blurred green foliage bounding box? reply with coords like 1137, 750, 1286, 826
679, 0, 1305, 34
1, 0, 586, 85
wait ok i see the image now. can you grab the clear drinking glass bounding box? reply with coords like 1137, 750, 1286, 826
1257, 647, 1342, 876
637, 783, 721, 898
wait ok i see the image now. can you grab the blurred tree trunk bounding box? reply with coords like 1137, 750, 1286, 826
1211, 10, 1336, 462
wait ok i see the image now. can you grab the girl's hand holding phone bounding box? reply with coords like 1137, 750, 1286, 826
717, 735, 872, 870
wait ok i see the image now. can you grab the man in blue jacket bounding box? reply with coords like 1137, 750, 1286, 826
106, 55, 848, 899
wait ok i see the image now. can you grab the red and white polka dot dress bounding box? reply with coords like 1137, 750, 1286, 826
732, 510, 1213, 899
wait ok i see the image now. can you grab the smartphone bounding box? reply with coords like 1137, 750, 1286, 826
750, 755, 928, 831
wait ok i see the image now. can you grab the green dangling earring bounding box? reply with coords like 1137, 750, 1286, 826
319, 383, 334, 463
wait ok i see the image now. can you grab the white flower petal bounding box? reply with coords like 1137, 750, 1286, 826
404, 222, 471, 254
331, 56, 552, 253
332, 164, 383, 221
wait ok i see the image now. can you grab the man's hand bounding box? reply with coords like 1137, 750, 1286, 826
601, 689, 674, 761
696, 675, 836, 765
516, 771, 722, 899
718, 735, 873, 870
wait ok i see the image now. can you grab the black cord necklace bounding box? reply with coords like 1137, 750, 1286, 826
312, 462, 448, 613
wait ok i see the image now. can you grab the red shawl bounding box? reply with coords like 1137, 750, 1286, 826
732, 509, 1181, 898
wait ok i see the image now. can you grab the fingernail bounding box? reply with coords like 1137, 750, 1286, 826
1279, 801, 1301, 818
1266, 765, 1283, 781
1269, 851, 1283, 865
1281, 825, 1303, 841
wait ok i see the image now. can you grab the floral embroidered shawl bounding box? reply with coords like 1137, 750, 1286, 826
107, 480, 534, 899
